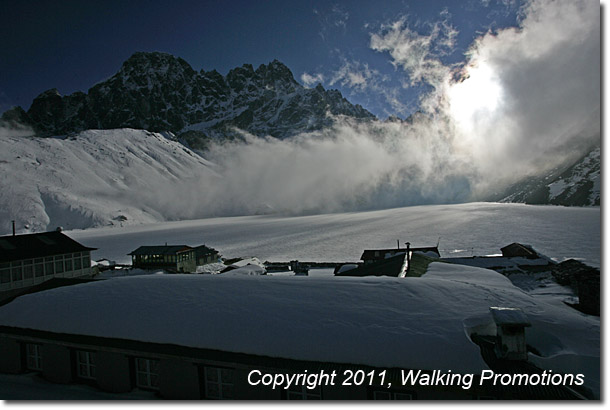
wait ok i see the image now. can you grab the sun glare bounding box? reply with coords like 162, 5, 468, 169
448, 62, 503, 133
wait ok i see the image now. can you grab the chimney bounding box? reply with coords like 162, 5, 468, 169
405, 242, 411, 274
489, 307, 531, 361
12, 220, 15, 236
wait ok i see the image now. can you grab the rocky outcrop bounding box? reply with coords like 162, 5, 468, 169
492, 146, 600, 207
6, 52, 375, 143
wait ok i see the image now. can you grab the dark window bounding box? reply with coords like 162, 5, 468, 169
34, 262, 44, 277
23, 261, 33, 279
11, 262, 23, 282
135, 358, 160, 390
26, 344, 42, 371
372, 390, 414, 400
76, 351, 96, 380
204, 366, 234, 399
287, 384, 321, 400
0, 268, 10, 284
54, 255, 65, 274
45, 258, 54, 275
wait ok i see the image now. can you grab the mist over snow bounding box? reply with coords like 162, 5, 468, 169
200, 0, 600, 211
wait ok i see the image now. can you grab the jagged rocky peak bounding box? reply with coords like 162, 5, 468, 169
120, 51, 195, 74
256, 59, 297, 84
115, 51, 198, 87
35, 88, 63, 99
9, 51, 376, 139
226, 63, 256, 91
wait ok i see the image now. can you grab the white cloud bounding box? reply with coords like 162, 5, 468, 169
300, 72, 325, 87
329, 60, 378, 91
443, 0, 600, 193
369, 10, 458, 88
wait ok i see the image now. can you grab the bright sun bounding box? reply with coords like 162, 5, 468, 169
448, 62, 503, 133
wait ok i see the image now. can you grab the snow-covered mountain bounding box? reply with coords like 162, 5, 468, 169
3, 52, 374, 144
0, 129, 220, 234
492, 145, 600, 207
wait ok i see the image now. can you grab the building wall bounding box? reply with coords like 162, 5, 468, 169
177, 253, 196, 273
0, 336, 21, 373
159, 358, 200, 399
41, 344, 72, 384
0, 332, 506, 400
232, 367, 282, 400
96, 351, 133, 393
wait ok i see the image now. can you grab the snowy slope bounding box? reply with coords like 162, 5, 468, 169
0, 129, 220, 233
495, 146, 600, 206
0, 265, 599, 395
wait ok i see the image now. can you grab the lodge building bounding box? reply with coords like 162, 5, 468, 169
128, 244, 219, 273
0, 230, 95, 302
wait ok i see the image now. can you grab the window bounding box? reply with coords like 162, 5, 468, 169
135, 358, 160, 390
23, 260, 33, 279
64, 258, 72, 272
54, 256, 64, 274
81, 254, 90, 270
26, 344, 42, 371
34, 261, 44, 277
204, 366, 234, 399
0, 263, 10, 284
44, 257, 54, 276
373, 390, 413, 400
11, 261, 23, 282
287, 384, 321, 400
74, 257, 82, 270
76, 351, 96, 380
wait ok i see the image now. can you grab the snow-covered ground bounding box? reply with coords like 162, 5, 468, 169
67, 202, 600, 268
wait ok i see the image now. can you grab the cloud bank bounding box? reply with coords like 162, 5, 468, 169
200, 0, 599, 214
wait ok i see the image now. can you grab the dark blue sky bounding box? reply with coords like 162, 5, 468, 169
0, 0, 522, 118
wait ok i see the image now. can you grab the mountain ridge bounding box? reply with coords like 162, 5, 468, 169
2, 51, 375, 142
491, 145, 600, 207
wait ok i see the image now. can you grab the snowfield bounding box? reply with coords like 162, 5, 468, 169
0, 264, 599, 396
67, 202, 600, 268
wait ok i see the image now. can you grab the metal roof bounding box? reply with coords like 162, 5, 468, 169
128, 245, 192, 256
360, 246, 439, 261
0, 231, 96, 263
335, 253, 408, 277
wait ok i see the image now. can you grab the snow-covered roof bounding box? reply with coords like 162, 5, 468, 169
0, 263, 599, 379
220, 265, 266, 276
489, 307, 531, 326
128, 245, 191, 256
